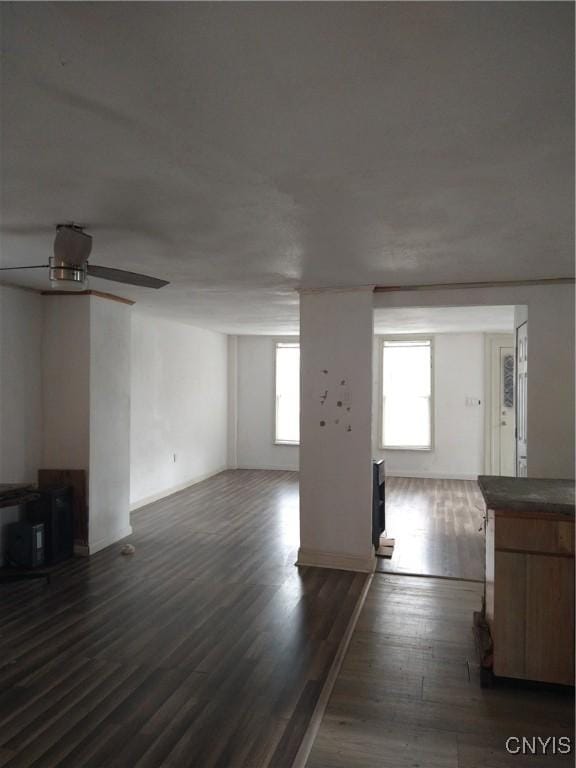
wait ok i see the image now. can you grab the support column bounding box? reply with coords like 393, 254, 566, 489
298, 288, 375, 573
42, 292, 132, 554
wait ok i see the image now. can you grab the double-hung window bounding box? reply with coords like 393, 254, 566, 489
275, 342, 300, 444
381, 338, 433, 450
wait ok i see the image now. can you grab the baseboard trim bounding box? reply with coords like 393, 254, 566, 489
386, 470, 478, 481
235, 467, 476, 480
290, 572, 374, 768
236, 464, 300, 472
73, 543, 90, 557
296, 547, 376, 574
89, 525, 133, 555
129, 466, 228, 511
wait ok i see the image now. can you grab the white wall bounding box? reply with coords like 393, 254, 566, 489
130, 312, 228, 506
0, 286, 44, 483
89, 297, 132, 552
236, 336, 299, 470
0, 286, 44, 564
373, 333, 485, 479
227, 336, 239, 468
373, 283, 575, 479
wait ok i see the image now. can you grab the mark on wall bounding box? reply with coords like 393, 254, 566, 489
317, 370, 354, 434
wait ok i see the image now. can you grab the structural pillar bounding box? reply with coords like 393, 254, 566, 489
42, 292, 132, 554
298, 288, 375, 573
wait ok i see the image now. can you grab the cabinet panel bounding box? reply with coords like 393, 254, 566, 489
495, 516, 574, 555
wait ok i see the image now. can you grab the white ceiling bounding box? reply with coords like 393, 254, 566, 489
374, 305, 515, 335
0, 3, 573, 334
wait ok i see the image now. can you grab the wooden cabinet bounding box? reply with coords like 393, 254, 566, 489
484, 508, 575, 685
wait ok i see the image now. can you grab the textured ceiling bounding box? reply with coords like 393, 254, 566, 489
0, 2, 573, 334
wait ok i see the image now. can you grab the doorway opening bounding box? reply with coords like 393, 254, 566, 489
372, 304, 522, 581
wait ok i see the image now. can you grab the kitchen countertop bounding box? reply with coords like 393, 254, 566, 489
478, 476, 575, 517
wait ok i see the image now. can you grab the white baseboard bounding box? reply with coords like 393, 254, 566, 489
297, 547, 376, 574
235, 466, 477, 481
236, 464, 300, 472
129, 466, 228, 511
89, 524, 133, 555
385, 470, 478, 481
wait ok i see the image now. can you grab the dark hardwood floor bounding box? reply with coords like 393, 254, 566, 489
306, 574, 575, 768
377, 477, 485, 581
0, 470, 367, 768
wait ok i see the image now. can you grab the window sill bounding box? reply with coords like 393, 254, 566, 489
274, 441, 300, 447
380, 446, 433, 452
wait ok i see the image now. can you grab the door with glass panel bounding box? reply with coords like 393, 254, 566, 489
488, 334, 515, 476
516, 323, 528, 477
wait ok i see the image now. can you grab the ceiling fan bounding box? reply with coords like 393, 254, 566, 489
0, 224, 169, 289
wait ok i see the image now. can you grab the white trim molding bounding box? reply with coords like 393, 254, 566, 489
385, 470, 478, 481
129, 466, 228, 511
237, 464, 299, 472
89, 524, 133, 556
296, 547, 376, 574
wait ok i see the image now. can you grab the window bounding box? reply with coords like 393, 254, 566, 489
275, 342, 300, 444
381, 338, 433, 450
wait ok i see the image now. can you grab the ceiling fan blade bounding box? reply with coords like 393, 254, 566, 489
0, 264, 49, 270
87, 264, 169, 289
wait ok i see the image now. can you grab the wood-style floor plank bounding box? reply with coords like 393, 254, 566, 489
0, 470, 366, 768
306, 574, 574, 768
377, 477, 485, 580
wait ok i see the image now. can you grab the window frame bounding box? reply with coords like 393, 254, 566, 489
378, 335, 435, 452
273, 338, 300, 446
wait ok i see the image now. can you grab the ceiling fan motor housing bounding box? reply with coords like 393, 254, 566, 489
49, 254, 87, 287
50, 224, 92, 288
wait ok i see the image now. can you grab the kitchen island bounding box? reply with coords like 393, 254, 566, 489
478, 475, 575, 686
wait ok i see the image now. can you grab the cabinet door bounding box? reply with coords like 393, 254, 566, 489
494, 550, 575, 684
493, 551, 527, 679
525, 554, 575, 685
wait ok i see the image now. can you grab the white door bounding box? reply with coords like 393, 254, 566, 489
498, 347, 515, 476
516, 322, 528, 477
487, 335, 515, 476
